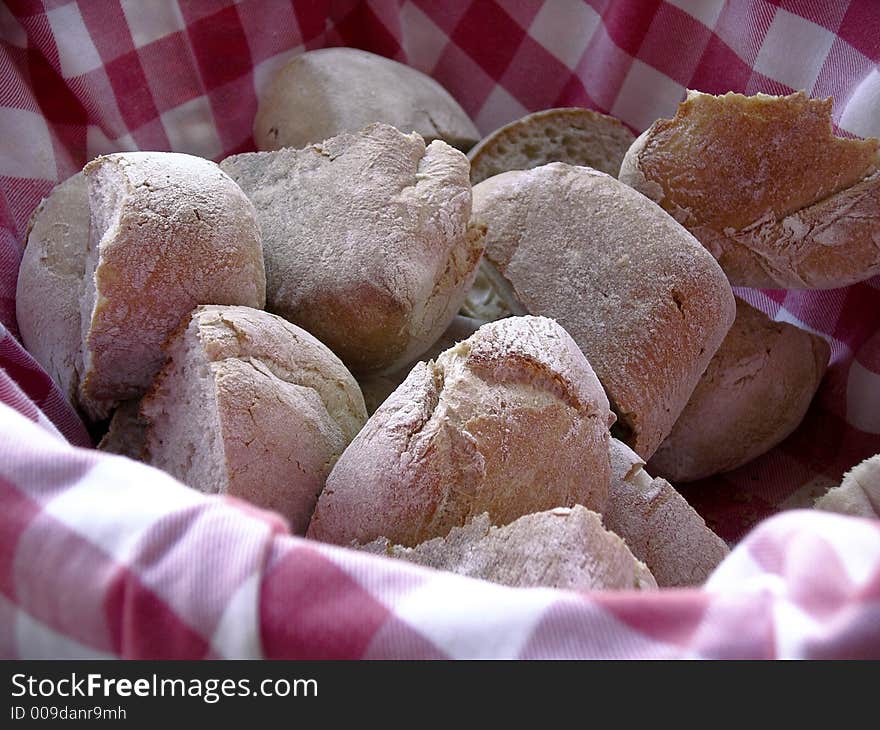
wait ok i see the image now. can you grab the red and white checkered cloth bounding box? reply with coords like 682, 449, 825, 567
1, 0, 879, 659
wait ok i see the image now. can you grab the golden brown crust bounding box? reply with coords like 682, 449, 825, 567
620, 91, 880, 289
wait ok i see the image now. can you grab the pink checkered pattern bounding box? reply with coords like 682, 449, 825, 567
1, 0, 879, 658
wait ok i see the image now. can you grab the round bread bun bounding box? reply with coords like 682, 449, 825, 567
468, 107, 635, 184
361, 506, 657, 591
16, 172, 88, 406
815, 454, 880, 518
307, 315, 613, 547
254, 47, 479, 152
619, 90, 880, 289
606, 438, 729, 587
142, 305, 367, 534
648, 298, 830, 482
221, 123, 484, 375
79, 152, 266, 421
469, 162, 736, 459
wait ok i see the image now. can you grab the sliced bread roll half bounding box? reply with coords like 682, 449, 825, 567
815, 454, 880, 518
16, 172, 88, 406
254, 48, 479, 152
79, 152, 266, 421
361, 506, 657, 591
469, 162, 735, 459
649, 298, 830, 482
97, 399, 147, 460
468, 107, 635, 184
142, 305, 367, 534
221, 123, 484, 375
307, 315, 613, 547
619, 91, 880, 289
606, 439, 729, 587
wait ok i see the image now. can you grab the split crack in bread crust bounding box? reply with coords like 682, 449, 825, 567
468, 107, 636, 185
221, 123, 485, 375
307, 315, 614, 547
470, 162, 736, 459
815, 454, 880, 518
142, 305, 367, 535
648, 298, 831, 482
16, 172, 89, 407
619, 90, 880, 289
606, 438, 729, 587
254, 47, 479, 152
360, 506, 657, 591
79, 152, 266, 421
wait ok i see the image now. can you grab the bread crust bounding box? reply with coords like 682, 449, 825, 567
605, 439, 729, 587
468, 107, 635, 184
254, 48, 479, 151
472, 162, 735, 458
307, 316, 613, 547
79, 152, 266, 420
222, 123, 484, 374
361, 506, 657, 591
16, 172, 89, 405
649, 298, 830, 481
619, 91, 880, 289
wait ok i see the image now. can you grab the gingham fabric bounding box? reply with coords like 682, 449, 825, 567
1, 0, 879, 659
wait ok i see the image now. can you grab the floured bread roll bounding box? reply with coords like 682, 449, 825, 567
468, 162, 735, 459
142, 305, 367, 534
361, 506, 657, 591
79, 152, 266, 420
649, 298, 830, 482
307, 316, 613, 547
468, 107, 635, 184
221, 123, 485, 375
97, 399, 147, 460
16, 172, 88, 406
606, 439, 729, 587
254, 48, 479, 151
815, 454, 880, 518
619, 91, 880, 289
358, 315, 482, 414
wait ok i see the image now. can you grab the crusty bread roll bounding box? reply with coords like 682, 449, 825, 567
361, 506, 657, 591
468, 107, 635, 184
358, 315, 482, 414
619, 91, 880, 289
649, 298, 830, 482
221, 123, 484, 375
97, 399, 147, 460
15, 172, 88, 405
307, 316, 613, 547
142, 305, 367, 534
79, 152, 266, 421
815, 454, 880, 518
469, 162, 735, 459
606, 439, 729, 587
254, 48, 479, 152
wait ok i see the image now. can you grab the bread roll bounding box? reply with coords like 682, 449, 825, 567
358, 315, 482, 414
469, 162, 735, 459
254, 48, 479, 152
97, 399, 147, 460
16, 172, 88, 406
649, 298, 830, 482
361, 506, 657, 591
142, 305, 366, 534
221, 123, 484, 375
619, 91, 880, 289
307, 316, 613, 547
606, 439, 729, 587
79, 152, 266, 421
468, 107, 635, 184
815, 454, 880, 518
